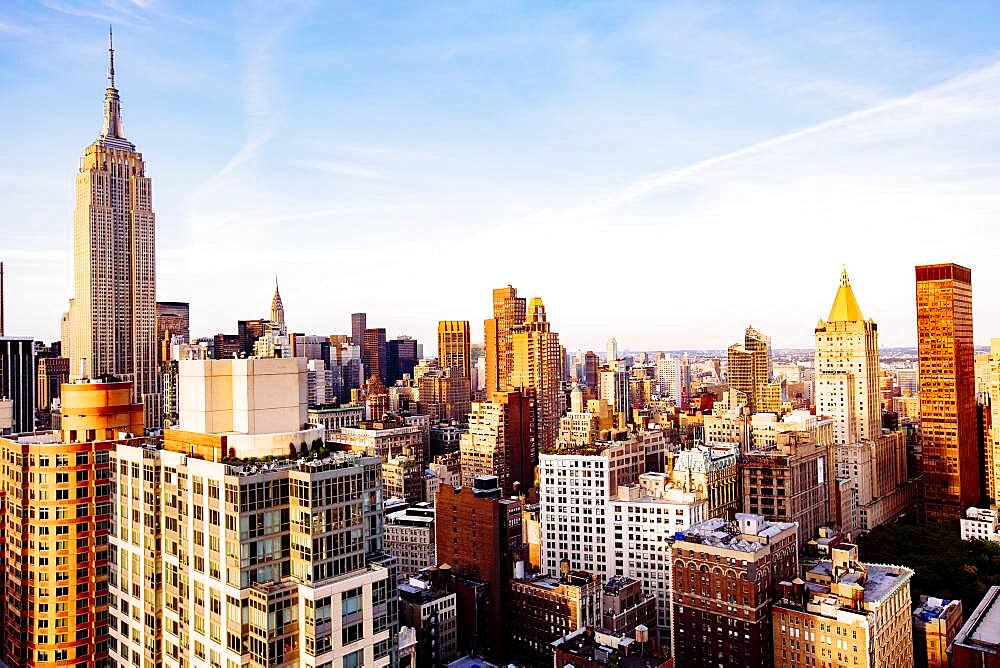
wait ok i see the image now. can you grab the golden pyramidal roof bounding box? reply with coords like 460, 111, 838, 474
827, 266, 863, 322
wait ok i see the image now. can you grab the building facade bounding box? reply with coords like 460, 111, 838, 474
916, 263, 979, 523
913, 595, 963, 668
0, 336, 35, 434
772, 544, 914, 668
484, 285, 526, 398
2, 379, 144, 668
671, 514, 799, 668
437, 321, 472, 389
385, 503, 436, 582
510, 297, 562, 453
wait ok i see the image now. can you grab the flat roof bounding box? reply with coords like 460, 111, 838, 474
954, 586, 1000, 653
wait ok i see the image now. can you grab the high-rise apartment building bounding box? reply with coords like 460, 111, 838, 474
728, 326, 772, 413
916, 263, 978, 523
611, 472, 708, 646
434, 476, 523, 660
484, 285, 526, 398
460, 389, 536, 494
671, 514, 798, 668
815, 268, 881, 444
413, 362, 471, 423
772, 544, 914, 667
363, 328, 388, 384
2, 379, 145, 668
539, 437, 646, 578
0, 336, 35, 434
110, 355, 397, 668
438, 320, 472, 387
510, 298, 562, 452
69, 32, 160, 430
351, 312, 367, 347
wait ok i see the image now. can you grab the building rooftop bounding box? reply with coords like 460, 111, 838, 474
678, 514, 796, 553
387, 503, 435, 526
604, 575, 640, 595
399, 577, 453, 605
552, 628, 670, 668
446, 656, 499, 668
223, 451, 377, 477
953, 586, 1000, 654
806, 561, 912, 606
913, 596, 961, 624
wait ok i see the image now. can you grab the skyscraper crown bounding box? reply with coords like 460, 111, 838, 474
98, 26, 134, 150
827, 266, 864, 322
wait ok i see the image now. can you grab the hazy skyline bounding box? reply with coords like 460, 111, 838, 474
4, 1, 1000, 351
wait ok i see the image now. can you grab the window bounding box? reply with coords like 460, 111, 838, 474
343, 649, 363, 668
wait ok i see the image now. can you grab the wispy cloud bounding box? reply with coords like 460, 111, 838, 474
0, 21, 31, 34
39, 0, 148, 25
293, 159, 383, 180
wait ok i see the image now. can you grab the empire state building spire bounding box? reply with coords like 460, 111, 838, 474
100, 26, 132, 148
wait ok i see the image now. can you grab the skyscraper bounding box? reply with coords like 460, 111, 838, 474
363, 327, 388, 384
352, 312, 367, 346
511, 297, 563, 452
0, 337, 35, 434
69, 30, 159, 429
606, 337, 618, 364
728, 326, 772, 413
484, 285, 526, 397
387, 336, 418, 384
917, 263, 979, 523
459, 388, 536, 494
815, 268, 881, 445
438, 320, 472, 386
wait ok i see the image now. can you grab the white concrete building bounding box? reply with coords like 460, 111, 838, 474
610, 472, 708, 645
655, 353, 682, 405
539, 436, 646, 578
175, 357, 322, 457
961, 506, 1000, 542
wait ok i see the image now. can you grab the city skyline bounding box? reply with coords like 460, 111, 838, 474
4, 3, 1000, 349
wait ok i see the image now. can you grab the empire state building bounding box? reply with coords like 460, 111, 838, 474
69, 30, 160, 428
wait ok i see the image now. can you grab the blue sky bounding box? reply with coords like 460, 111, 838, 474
3, 1, 1000, 351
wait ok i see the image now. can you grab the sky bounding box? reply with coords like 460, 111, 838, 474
3, 1, 1000, 353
